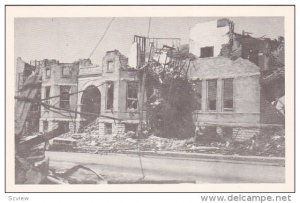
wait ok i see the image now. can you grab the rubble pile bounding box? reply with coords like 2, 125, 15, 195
58, 130, 218, 154
56, 123, 285, 157
211, 128, 285, 157
138, 135, 186, 151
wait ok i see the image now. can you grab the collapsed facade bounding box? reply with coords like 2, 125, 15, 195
15, 57, 41, 135
187, 19, 284, 140
39, 60, 79, 133
76, 50, 141, 136
77, 36, 181, 136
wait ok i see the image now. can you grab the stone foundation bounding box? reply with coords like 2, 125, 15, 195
69, 122, 75, 133
98, 122, 106, 136
113, 123, 125, 135
196, 124, 260, 142
233, 127, 260, 141
98, 121, 125, 136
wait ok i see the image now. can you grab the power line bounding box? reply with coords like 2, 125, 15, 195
88, 17, 115, 59
136, 17, 152, 181
16, 96, 121, 121
42, 102, 120, 120
41, 81, 106, 101
44, 103, 77, 125
147, 17, 151, 38
43, 105, 72, 119
39, 18, 114, 101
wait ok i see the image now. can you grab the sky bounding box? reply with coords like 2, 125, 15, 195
15, 17, 284, 65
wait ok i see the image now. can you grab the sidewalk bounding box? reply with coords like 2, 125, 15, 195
120, 150, 285, 166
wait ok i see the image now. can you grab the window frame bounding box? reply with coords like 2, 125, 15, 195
60, 85, 71, 109
200, 46, 214, 58
45, 67, 51, 78
62, 66, 71, 78
44, 86, 51, 108
105, 123, 112, 135
126, 81, 139, 111
222, 78, 234, 112
125, 123, 138, 133
106, 81, 114, 110
193, 80, 202, 110
107, 61, 114, 73
60, 121, 70, 133
206, 79, 218, 111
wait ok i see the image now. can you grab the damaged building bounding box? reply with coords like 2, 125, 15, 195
76, 36, 181, 136
15, 57, 41, 135
16, 18, 285, 142
187, 19, 284, 141
39, 59, 79, 133
76, 50, 142, 136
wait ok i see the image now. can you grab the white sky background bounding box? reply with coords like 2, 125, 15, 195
15, 17, 284, 65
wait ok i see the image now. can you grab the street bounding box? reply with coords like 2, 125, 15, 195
46, 151, 285, 183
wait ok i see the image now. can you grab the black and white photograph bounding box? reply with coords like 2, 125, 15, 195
6, 5, 294, 192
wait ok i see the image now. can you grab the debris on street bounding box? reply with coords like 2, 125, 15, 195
56, 120, 285, 157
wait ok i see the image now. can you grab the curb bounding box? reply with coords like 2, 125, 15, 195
120, 150, 285, 166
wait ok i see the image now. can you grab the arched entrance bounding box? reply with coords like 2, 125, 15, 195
81, 85, 101, 125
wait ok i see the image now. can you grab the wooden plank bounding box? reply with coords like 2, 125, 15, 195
18, 125, 66, 153
15, 74, 41, 136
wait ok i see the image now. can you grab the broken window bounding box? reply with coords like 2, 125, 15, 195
193, 80, 202, 110
222, 78, 233, 111
31, 90, 41, 115
248, 49, 259, 66
45, 86, 51, 106
46, 67, 51, 78
60, 86, 71, 109
60, 121, 69, 133
125, 123, 138, 133
105, 123, 112, 135
106, 81, 114, 110
43, 121, 48, 132
200, 46, 214, 58
207, 79, 217, 111
62, 66, 71, 77
107, 61, 114, 72
127, 81, 138, 110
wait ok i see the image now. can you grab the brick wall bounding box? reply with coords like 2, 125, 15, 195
98, 122, 105, 136
98, 121, 125, 136
189, 57, 261, 127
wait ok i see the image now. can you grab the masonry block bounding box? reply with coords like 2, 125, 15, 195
39, 121, 44, 132
233, 127, 260, 141
48, 121, 59, 132
69, 122, 75, 133
97, 122, 105, 137
113, 123, 125, 135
